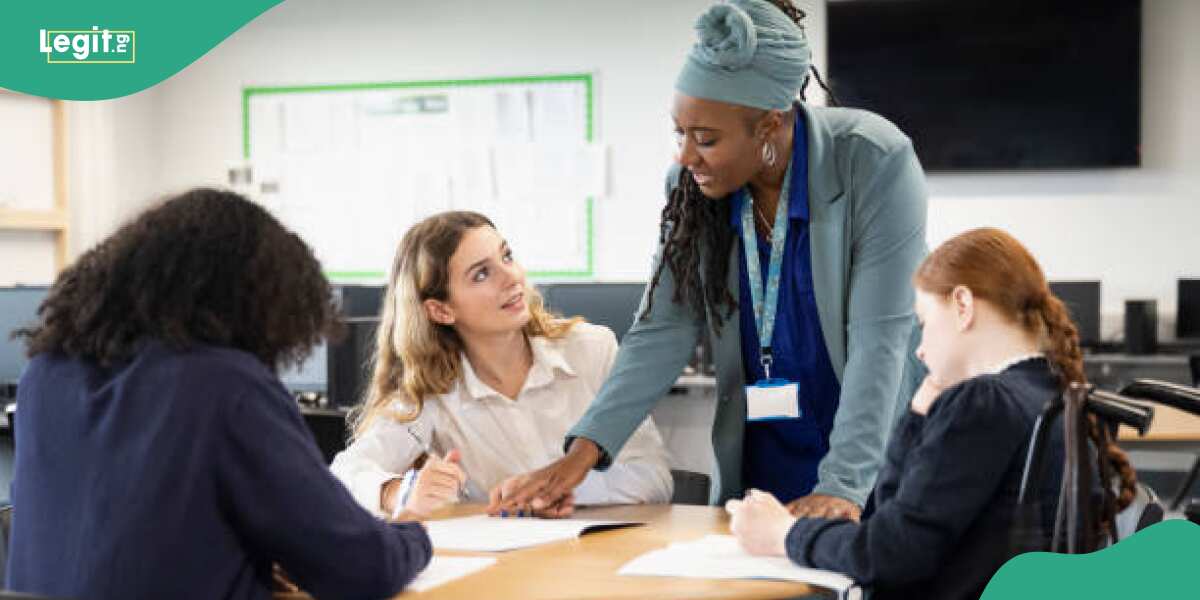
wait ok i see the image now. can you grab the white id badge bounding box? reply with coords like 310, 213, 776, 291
745, 380, 801, 421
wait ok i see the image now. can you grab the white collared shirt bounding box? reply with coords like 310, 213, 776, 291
330, 322, 673, 516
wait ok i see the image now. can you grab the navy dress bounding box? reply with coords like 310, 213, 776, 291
736, 112, 843, 503
7, 341, 431, 600
784, 357, 1070, 600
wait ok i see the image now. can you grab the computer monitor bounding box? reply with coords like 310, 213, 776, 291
278, 284, 384, 393
326, 317, 379, 408
1048, 281, 1102, 348
538, 282, 647, 342
0, 286, 50, 385
1178, 278, 1200, 339
338, 284, 385, 319
279, 343, 327, 393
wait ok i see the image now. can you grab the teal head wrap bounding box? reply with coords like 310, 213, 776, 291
674, 0, 811, 111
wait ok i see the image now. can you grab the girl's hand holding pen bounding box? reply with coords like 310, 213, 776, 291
401, 448, 467, 518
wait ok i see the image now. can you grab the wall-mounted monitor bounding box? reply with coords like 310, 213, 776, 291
828, 0, 1141, 171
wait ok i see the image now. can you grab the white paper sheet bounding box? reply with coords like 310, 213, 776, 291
423, 514, 642, 552
408, 556, 497, 592
618, 534, 860, 599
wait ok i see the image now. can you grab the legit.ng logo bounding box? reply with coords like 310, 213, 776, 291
39, 27, 135, 64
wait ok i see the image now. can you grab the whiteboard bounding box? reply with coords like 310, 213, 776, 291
241, 75, 600, 281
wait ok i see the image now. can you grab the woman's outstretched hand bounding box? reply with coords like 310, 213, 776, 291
485, 438, 601, 518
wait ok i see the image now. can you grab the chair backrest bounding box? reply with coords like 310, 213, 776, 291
1017, 384, 1160, 553
669, 469, 711, 505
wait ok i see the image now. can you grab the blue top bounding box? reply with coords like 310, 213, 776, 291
7, 341, 431, 600
734, 112, 843, 502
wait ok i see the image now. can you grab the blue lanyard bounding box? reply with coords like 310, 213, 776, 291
740, 160, 792, 381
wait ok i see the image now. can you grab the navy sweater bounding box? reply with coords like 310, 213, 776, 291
6, 341, 430, 600
784, 358, 1069, 600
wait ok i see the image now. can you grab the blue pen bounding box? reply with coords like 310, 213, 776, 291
406, 426, 467, 500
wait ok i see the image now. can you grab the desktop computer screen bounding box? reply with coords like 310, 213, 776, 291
279, 284, 384, 394
538, 282, 646, 342
338, 284, 385, 320
1048, 281, 1102, 348
0, 286, 50, 384
1178, 278, 1200, 340
537, 281, 713, 373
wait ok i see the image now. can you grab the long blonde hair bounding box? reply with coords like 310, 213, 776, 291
349, 211, 578, 438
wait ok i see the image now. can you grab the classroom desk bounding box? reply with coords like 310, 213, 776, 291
400, 504, 830, 600
283, 504, 834, 600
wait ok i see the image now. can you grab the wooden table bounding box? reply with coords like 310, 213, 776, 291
393, 503, 832, 599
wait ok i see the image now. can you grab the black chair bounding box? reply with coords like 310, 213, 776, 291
669, 469, 711, 505
1017, 383, 1162, 553
1021, 378, 1200, 554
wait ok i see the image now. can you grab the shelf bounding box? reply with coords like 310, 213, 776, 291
0, 208, 69, 231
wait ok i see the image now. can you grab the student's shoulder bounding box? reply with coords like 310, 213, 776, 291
560, 320, 618, 352
146, 341, 291, 406
548, 321, 618, 374
928, 372, 1040, 433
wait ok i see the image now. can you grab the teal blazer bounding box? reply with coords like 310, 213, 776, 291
569, 103, 928, 505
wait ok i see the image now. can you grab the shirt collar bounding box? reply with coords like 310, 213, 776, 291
988, 353, 1046, 375
457, 335, 576, 401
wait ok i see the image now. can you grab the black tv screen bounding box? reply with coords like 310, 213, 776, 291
827, 0, 1141, 171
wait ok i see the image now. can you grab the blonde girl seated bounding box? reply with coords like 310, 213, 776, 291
331, 211, 672, 518
725, 227, 1136, 600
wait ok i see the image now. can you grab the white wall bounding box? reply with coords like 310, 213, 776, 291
0, 89, 162, 286
0, 94, 59, 286
148, 0, 779, 282
6, 0, 1196, 342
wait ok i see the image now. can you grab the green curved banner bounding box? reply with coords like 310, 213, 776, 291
982, 519, 1199, 598
0, 0, 283, 100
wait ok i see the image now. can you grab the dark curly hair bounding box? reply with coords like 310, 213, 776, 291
17, 188, 341, 371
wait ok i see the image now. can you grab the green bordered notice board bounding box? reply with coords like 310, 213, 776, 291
241, 74, 599, 280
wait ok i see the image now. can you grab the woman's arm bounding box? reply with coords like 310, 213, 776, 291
490, 171, 704, 513
574, 328, 674, 504
567, 237, 704, 468
330, 408, 428, 517
788, 380, 1027, 586
220, 383, 431, 599
812, 137, 928, 508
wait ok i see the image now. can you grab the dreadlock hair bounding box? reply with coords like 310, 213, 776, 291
640, 169, 739, 330
914, 227, 1138, 540
641, 0, 822, 330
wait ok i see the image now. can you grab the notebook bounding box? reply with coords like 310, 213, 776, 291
619, 534, 860, 599
423, 514, 642, 552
